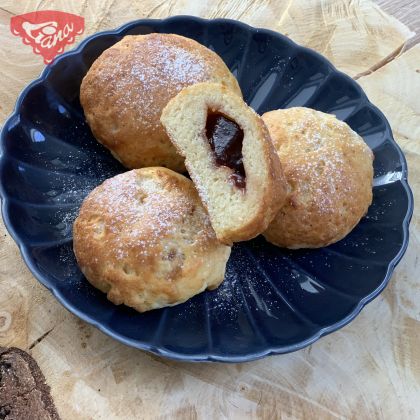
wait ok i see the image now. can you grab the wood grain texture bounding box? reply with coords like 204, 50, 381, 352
376, 0, 420, 49
0, 1, 419, 419
0, 0, 414, 124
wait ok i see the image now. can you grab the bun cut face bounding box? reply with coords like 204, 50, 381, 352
161, 82, 288, 244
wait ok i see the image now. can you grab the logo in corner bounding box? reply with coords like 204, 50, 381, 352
10, 11, 84, 64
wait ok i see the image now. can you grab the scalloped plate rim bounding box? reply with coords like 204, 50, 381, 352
0, 16, 414, 363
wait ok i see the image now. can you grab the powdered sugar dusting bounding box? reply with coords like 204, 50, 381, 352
49, 151, 116, 241
130, 43, 206, 86
272, 108, 373, 215
207, 261, 241, 315
193, 246, 286, 321
77, 169, 216, 262
96, 35, 210, 131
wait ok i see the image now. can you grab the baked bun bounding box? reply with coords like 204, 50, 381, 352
80, 34, 242, 172
161, 82, 287, 244
262, 107, 374, 249
73, 167, 231, 312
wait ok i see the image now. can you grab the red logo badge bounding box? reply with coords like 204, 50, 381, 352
10, 11, 84, 64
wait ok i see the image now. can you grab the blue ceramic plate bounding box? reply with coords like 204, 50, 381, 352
0, 17, 413, 362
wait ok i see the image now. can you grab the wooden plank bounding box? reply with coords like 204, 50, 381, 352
0, 0, 414, 124
376, 0, 420, 49
359, 44, 420, 146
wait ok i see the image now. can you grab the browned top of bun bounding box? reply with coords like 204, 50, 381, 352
73, 167, 231, 312
80, 34, 242, 171
262, 107, 374, 249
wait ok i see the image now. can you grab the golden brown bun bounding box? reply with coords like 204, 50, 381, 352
80, 34, 242, 172
73, 167, 231, 312
262, 107, 374, 249
161, 82, 288, 244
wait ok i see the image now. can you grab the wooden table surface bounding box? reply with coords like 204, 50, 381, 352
0, 1, 419, 419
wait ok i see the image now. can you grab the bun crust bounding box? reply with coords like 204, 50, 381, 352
262, 107, 374, 249
73, 167, 231, 312
80, 34, 242, 172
